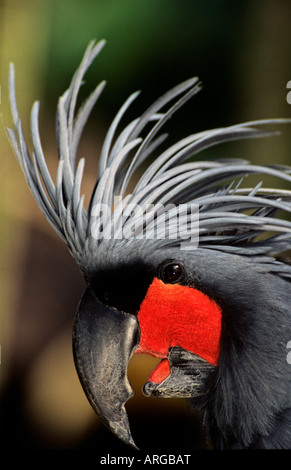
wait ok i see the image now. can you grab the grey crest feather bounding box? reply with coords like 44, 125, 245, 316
6, 39, 291, 265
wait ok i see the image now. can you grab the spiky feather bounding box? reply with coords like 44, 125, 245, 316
6, 40, 291, 265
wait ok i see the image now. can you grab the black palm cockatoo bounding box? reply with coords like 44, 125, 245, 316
6, 40, 291, 449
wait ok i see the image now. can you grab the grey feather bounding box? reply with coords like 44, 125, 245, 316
6, 40, 291, 266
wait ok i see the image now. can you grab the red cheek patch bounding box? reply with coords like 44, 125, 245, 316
135, 278, 222, 367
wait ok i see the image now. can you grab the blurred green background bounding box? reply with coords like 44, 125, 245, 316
1, 0, 291, 454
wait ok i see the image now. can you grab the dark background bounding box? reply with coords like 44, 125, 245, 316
1, 0, 291, 456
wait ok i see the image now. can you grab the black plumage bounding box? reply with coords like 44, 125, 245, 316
6, 40, 291, 449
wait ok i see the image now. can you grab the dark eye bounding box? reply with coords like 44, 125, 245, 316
160, 262, 184, 284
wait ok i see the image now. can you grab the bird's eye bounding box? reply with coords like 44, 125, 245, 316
160, 262, 184, 284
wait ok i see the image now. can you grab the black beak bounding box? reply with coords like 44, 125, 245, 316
72, 288, 140, 448
143, 347, 215, 399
